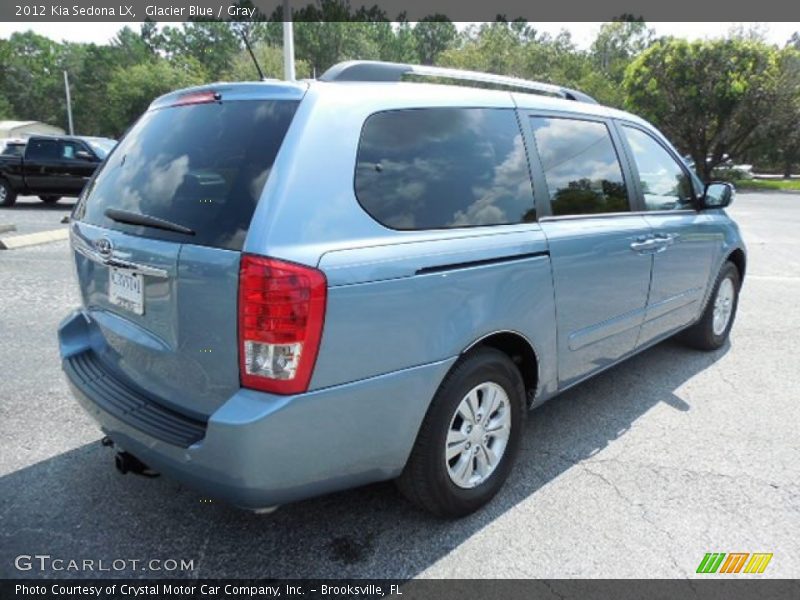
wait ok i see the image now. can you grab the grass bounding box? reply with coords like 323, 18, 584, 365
734, 178, 800, 192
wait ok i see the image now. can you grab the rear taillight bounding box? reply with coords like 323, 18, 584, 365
238, 255, 327, 395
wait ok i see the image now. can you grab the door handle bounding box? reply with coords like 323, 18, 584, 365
651, 233, 677, 253
653, 233, 677, 245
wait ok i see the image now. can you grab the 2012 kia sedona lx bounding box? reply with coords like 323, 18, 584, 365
59, 61, 745, 517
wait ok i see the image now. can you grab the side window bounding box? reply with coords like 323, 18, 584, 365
530, 117, 628, 217
355, 108, 535, 230
621, 126, 694, 211
26, 139, 59, 160
60, 142, 78, 160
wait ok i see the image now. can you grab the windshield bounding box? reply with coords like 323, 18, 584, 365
74, 99, 298, 250
86, 139, 115, 159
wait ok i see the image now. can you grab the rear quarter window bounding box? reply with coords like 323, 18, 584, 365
355, 108, 535, 230
74, 99, 298, 251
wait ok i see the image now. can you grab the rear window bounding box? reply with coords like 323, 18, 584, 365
355, 108, 535, 230
74, 99, 298, 250
2, 143, 25, 156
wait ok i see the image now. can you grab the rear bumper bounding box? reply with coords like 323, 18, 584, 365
59, 309, 456, 509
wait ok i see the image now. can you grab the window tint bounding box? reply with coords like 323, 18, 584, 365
75, 100, 298, 251
622, 126, 694, 211
355, 108, 534, 230
530, 117, 628, 216
61, 142, 79, 160
26, 139, 59, 160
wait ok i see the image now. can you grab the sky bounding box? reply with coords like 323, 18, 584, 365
0, 22, 798, 48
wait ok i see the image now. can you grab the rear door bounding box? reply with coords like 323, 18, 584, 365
70, 91, 300, 418
524, 113, 655, 387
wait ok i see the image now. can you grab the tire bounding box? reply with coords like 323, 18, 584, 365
396, 347, 526, 518
39, 195, 62, 204
680, 261, 741, 351
0, 179, 16, 207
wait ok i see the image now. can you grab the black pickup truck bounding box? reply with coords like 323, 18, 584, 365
0, 135, 115, 207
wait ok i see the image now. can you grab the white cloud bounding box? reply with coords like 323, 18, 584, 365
0, 22, 141, 44
451, 134, 530, 226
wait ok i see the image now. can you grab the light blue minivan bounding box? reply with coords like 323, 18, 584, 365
59, 61, 745, 517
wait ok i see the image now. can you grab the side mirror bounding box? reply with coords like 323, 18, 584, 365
75, 150, 96, 161
700, 182, 735, 209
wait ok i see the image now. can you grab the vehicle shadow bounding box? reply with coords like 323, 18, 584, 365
2, 200, 76, 211
0, 339, 728, 579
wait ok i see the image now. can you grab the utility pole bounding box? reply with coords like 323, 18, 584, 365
282, 0, 295, 81
63, 70, 74, 135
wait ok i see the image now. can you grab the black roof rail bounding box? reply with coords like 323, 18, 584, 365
319, 60, 598, 104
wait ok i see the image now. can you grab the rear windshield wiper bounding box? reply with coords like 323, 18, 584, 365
104, 208, 195, 236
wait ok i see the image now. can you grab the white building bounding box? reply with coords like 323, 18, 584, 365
0, 120, 65, 139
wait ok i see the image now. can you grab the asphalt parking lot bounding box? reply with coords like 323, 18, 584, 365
1, 192, 798, 579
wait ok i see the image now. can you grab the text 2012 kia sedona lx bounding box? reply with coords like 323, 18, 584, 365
59, 61, 745, 517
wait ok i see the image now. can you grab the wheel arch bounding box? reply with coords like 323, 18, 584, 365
726, 247, 746, 282
462, 330, 540, 407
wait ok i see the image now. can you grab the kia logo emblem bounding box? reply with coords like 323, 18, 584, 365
95, 237, 113, 257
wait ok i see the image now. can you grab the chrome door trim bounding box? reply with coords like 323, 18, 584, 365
540, 209, 697, 223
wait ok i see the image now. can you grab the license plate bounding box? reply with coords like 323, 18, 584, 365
109, 267, 144, 315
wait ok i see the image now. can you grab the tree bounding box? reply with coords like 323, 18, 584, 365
521, 30, 589, 87
376, 17, 418, 63
437, 22, 622, 105
0, 31, 65, 128
0, 40, 14, 119
624, 38, 781, 181
413, 16, 457, 65
151, 22, 242, 80
251, 1, 393, 76
591, 18, 653, 82
112, 25, 155, 65
224, 43, 310, 81
103, 59, 205, 136
0, 94, 13, 120
293, 22, 381, 76
748, 46, 800, 176
437, 22, 527, 75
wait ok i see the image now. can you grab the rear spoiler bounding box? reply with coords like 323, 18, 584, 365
149, 81, 308, 110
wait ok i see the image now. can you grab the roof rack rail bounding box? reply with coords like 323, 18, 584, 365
319, 60, 598, 104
